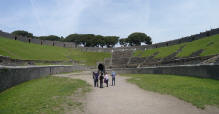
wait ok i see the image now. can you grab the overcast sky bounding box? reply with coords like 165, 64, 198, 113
0, 0, 219, 43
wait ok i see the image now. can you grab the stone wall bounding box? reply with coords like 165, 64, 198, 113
157, 55, 217, 66
112, 50, 133, 58
0, 65, 88, 92
111, 58, 130, 68
113, 64, 219, 80
104, 58, 111, 67
0, 31, 76, 48
129, 57, 145, 64
110, 54, 218, 68
0, 55, 79, 66
78, 47, 112, 52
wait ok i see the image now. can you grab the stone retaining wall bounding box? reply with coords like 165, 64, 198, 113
78, 47, 112, 52
0, 65, 88, 92
104, 58, 111, 67
110, 54, 218, 68
112, 50, 133, 58
0, 31, 76, 48
158, 55, 216, 66
113, 64, 219, 80
0, 55, 79, 66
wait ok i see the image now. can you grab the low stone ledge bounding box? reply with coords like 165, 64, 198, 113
0, 65, 88, 92
113, 64, 219, 80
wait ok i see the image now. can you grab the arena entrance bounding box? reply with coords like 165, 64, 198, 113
98, 63, 105, 74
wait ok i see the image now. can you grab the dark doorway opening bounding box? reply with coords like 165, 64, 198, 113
98, 64, 105, 74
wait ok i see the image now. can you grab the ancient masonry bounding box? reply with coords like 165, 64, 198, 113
0, 65, 88, 92
0, 31, 76, 48
0, 28, 219, 52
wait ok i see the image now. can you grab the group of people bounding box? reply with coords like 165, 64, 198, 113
92, 71, 116, 88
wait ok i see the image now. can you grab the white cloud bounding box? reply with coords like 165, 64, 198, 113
76, 0, 151, 37
0, 0, 94, 36
29, 0, 94, 36
146, 0, 219, 43
0, 0, 219, 43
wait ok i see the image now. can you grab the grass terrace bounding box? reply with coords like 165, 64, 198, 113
0, 37, 111, 66
134, 35, 219, 58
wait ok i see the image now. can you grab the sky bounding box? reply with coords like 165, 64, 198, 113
0, 0, 219, 43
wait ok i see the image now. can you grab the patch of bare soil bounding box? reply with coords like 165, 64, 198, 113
54, 73, 90, 114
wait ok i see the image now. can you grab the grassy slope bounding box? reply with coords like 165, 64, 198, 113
177, 35, 219, 57
121, 74, 219, 108
134, 35, 219, 58
134, 44, 184, 58
0, 76, 90, 114
69, 49, 111, 66
0, 37, 111, 66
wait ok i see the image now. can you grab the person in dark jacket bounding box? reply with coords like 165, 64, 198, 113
93, 72, 99, 87
95, 72, 99, 87
93, 72, 96, 87
99, 72, 104, 88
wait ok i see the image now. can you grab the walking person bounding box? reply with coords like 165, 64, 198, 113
92, 72, 96, 87
104, 72, 109, 87
111, 71, 116, 86
99, 72, 104, 88
95, 72, 99, 87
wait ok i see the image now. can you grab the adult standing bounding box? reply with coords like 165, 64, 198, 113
93, 72, 99, 87
111, 71, 116, 86
99, 72, 104, 88
92, 72, 96, 87
104, 72, 109, 87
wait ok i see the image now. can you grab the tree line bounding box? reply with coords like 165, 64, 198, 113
12, 30, 152, 47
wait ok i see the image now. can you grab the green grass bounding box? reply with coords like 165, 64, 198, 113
58, 70, 82, 75
134, 35, 219, 58
0, 76, 91, 114
34, 62, 72, 66
0, 37, 111, 66
69, 49, 111, 66
134, 44, 184, 58
121, 74, 219, 108
177, 35, 219, 57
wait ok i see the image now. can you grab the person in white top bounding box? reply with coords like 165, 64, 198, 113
104, 72, 109, 87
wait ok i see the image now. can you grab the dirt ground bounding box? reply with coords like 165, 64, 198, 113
54, 71, 219, 114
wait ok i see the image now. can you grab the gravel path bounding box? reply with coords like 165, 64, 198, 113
55, 71, 219, 114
